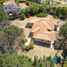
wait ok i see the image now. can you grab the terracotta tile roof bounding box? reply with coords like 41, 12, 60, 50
4, 0, 16, 5
33, 32, 56, 42
5, 0, 14, 1
46, 32, 56, 41
31, 19, 52, 33
18, 3, 28, 9
31, 17, 58, 42
28, 16, 41, 23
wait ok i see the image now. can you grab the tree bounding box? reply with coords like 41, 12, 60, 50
0, 0, 5, 4
0, 4, 8, 21
38, 5, 47, 13
29, 3, 39, 16
0, 31, 8, 53
20, 13, 25, 20
0, 26, 23, 53
0, 21, 11, 31
3, 25, 22, 45
36, 12, 48, 17
15, 0, 27, 3
62, 47, 67, 58
64, 61, 67, 67
0, 53, 33, 67
33, 56, 38, 66
59, 23, 67, 67
56, 23, 67, 50
24, 7, 30, 17
0, 53, 54, 67
59, 23, 67, 39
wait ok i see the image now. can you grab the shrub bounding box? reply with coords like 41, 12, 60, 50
64, 61, 67, 67
24, 7, 30, 17
47, 56, 54, 67
21, 39, 27, 44
36, 12, 48, 17
53, 15, 58, 19
20, 13, 25, 20
28, 43, 34, 49
26, 40, 34, 50
20, 39, 27, 46
54, 39, 61, 50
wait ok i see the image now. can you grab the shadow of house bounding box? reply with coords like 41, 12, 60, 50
34, 40, 51, 48
28, 32, 33, 38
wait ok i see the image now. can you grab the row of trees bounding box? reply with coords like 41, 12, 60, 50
19, 3, 48, 20
54, 22, 67, 67
19, 1, 67, 20
59, 23, 67, 67
0, 53, 54, 67
49, 5, 67, 20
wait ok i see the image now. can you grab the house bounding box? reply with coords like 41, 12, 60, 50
3, 0, 28, 19
3, 0, 18, 13
30, 17, 59, 48
3, 0, 28, 13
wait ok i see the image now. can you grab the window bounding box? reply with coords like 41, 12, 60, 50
54, 25, 58, 31
5, 7, 7, 9
48, 29, 51, 31
9, 7, 11, 9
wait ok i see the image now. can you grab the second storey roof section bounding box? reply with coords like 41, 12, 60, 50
31, 17, 59, 33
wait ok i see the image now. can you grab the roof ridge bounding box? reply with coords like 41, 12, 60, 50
42, 20, 52, 29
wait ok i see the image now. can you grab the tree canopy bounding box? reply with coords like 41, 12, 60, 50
0, 0, 5, 4
0, 4, 8, 21
0, 53, 54, 67
0, 26, 23, 53
59, 23, 67, 38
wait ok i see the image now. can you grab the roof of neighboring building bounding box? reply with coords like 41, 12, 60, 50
18, 3, 28, 9
3, 0, 17, 6
4, 0, 28, 11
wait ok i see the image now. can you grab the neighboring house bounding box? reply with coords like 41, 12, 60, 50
30, 17, 59, 48
3, 0, 28, 13
3, 0, 18, 13
18, 3, 28, 10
